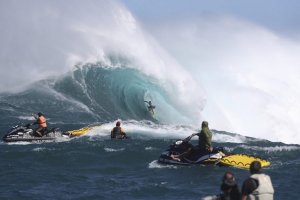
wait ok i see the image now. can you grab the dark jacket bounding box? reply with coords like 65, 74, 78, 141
111, 126, 126, 139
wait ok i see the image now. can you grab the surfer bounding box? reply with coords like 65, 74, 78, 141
32, 112, 47, 137
241, 161, 274, 200
144, 100, 155, 115
111, 121, 127, 139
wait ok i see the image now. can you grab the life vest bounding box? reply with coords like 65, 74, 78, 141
248, 174, 274, 200
37, 116, 47, 128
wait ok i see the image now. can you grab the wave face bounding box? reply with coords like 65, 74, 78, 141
0, 61, 197, 129
52, 63, 169, 122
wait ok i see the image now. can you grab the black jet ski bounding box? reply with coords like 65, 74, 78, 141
158, 134, 225, 165
158, 134, 271, 169
2, 123, 61, 143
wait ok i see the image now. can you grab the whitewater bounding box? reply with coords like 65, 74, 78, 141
0, 1, 300, 200
1, 0, 299, 144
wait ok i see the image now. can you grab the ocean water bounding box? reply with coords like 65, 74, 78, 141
1, 1, 300, 199
0, 51, 299, 200
1, 120, 300, 200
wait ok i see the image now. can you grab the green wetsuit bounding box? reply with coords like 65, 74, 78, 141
197, 121, 212, 151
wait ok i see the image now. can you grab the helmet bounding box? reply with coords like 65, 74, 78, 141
116, 121, 121, 126
38, 112, 43, 116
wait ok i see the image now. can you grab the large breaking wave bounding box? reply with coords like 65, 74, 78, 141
0, 62, 198, 126
0, 0, 299, 144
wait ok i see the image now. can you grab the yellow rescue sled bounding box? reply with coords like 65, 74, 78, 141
219, 154, 271, 169
63, 126, 93, 137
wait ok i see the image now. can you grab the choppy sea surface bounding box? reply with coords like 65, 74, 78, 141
1, 123, 299, 200
1, 1, 300, 199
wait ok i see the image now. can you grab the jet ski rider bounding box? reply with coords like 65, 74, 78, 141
170, 121, 213, 161
32, 112, 47, 137
195, 121, 213, 152
111, 121, 127, 139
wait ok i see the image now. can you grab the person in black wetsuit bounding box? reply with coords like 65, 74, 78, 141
201, 171, 241, 200
219, 171, 241, 200
144, 100, 155, 115
111, 121, 127, 139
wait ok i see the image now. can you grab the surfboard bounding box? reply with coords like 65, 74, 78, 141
218, 154, 271, 169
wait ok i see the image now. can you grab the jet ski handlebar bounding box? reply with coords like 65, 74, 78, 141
182, 133, 198, 142
24, 123, 34, 128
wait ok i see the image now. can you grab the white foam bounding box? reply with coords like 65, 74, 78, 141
32, 147, 47, 152
148, 160, 177, 169
145, 146, 157, 151
213, 132, 247, 143
234, 144, 300, 152
76, 120, 250, 143
74, 120, 196, 140
17, 116, 35, 120
104, 147, 125, 152
149, 17, 300, 144
6, 141, 32, 145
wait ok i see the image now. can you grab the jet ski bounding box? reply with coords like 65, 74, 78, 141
158, 134, 225, 165
2, 123, 61, 143
158, 134, 271, 169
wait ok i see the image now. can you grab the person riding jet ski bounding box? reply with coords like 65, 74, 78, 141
196, 121, 213, 152
159, 133, 224, 165
2, 114, 60, 143
170, 121, 213, 161
32, 112, 47, 137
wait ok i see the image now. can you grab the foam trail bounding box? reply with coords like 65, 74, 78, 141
72, 120, 251, 144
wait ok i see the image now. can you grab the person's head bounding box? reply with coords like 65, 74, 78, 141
221, 171, 237, 192
37, 112, 43, 117
250, 161, 262, 174
201, 121, 209, 128
116, 121, 121, 127
222, 171, 236, 186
